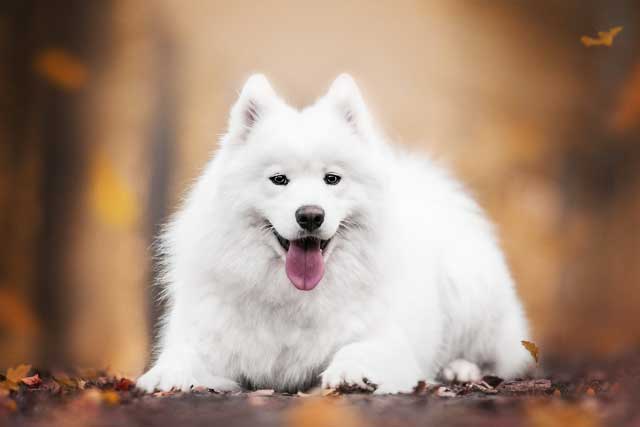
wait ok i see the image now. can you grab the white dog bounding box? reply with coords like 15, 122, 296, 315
137, 74, 532, 394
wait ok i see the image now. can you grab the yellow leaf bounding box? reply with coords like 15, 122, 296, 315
33, 49, 88, 90
89, 151, 139, 228
53, 372, 77, 388
5, 364, 31, 383
581, 26, 623, 47
521, 340, 540, 364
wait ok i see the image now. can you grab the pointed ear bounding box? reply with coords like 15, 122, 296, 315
226, 74, 279, 143
324, 74, 374, 138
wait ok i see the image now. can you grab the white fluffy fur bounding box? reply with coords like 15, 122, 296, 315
137, 74, 532, 394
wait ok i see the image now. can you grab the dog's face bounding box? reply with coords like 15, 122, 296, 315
219, 75, 384, 291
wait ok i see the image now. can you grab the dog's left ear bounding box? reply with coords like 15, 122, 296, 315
226, 74, 280, 144
324, 74, 374, 139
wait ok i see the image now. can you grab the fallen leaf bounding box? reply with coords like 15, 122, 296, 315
581, 26, 623, 47
33, 49, 88, 90
53, 372, 77, 388
114, 377, 135, 391
585, 387, 596, 397
21, 374, 42, 387
6, 364, 32, 383
522, 340, 540, 363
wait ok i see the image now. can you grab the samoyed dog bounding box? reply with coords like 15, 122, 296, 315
137, 74, 532, 394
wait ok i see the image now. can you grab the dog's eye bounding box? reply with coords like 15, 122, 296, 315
324, 173, 341, 185
269, 174, 289, 186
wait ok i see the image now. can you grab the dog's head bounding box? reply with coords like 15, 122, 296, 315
218, 74, 386, 291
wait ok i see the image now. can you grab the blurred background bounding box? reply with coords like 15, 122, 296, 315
1, 0, 639, 376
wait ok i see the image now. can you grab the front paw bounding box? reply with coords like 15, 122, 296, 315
136, 364, 239, 393
441, 359, 482, 383
321, 359, 377, 393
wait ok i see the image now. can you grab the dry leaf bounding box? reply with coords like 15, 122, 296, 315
53, 372, 77, 388
33, 49, 88, 90
114, 377, 135, 391
6, 364, 32, 383
585, 387, 596, 397
581, 26, 623, 47
522, 340, 540, 363
21, 374, 42, 387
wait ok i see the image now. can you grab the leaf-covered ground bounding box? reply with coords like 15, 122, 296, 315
2, 356, 640, 427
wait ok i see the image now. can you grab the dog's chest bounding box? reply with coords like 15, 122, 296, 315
223, 304, 352, 391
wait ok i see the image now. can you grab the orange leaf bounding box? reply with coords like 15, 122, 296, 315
581, 26, 623, 47
5, 364, 31, 383
521, 340, 540, 363
21, 374, 41, 388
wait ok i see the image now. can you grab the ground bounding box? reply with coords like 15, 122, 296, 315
2, 356, 640, 427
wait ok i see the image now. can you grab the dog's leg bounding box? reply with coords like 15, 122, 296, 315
321, 324, 424, 394
137, 348, 239, 393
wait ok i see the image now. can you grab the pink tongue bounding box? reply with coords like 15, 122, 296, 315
285, 239, 325, 291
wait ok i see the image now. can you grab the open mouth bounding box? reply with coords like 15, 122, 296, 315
271, 228, 331, 291
273, 230, 330, 253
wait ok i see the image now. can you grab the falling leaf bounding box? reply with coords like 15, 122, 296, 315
89, 150, 139, 228
581, 26, 623, 47
522, 340, 540, 363
21, 374, 42, 388
33, 49, 88, 90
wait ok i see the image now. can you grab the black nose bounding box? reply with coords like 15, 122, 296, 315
295, 205, 325, 232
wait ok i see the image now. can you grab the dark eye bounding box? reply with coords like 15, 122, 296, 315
269, 174, 289, 185
324, 173, 341, 185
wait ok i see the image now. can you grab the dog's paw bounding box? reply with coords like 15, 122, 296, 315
321, 359, 377, 392
136, 364, 239, 393
441, 359, 482, 383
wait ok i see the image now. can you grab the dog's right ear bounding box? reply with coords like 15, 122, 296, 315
225, 74, 279, 144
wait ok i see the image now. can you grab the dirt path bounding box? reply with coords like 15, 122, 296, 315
2, 359, 639, 427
